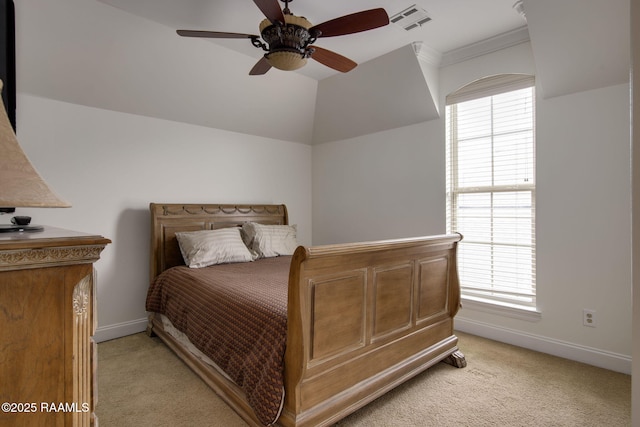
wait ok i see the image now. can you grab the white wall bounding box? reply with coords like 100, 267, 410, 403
458, 82, 631, 373
8, 0, 314, 342
312, 41, 633, 374
9, 94, 312, 342
312, 119, 445, 244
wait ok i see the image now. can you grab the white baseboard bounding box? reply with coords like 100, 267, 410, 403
94, 318, 148, 343
95, 316, 632, 375
455, 317, 632, 375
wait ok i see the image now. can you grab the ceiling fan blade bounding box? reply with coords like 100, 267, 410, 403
310, 46, 357, 73
177, 30, 258, 39
253, 0, 285, 25
249, 56, 272, 75
311, 8, 389, 38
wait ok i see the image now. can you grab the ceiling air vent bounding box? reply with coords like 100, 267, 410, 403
390, 5, 432, 31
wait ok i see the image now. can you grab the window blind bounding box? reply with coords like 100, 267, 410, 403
446, 74, 536, 307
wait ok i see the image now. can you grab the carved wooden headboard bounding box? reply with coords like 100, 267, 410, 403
149, 203, 288, 280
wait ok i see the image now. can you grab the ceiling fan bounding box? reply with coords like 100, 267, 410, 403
177, 0, 390, 75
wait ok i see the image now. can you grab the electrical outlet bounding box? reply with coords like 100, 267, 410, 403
583, 309, 596, 327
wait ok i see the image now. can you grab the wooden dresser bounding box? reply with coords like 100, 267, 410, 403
0, 227, 110, 427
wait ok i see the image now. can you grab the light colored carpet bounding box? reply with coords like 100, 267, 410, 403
96, 331, 630, 426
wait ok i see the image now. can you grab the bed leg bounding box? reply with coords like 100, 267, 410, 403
146, 323, 156, 337
443, 350, 467, 368
146, 316, 156, 337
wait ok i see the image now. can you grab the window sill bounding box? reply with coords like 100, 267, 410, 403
460, 296, 541, 322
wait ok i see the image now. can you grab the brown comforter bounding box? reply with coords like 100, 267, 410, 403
146, 256, 291, 426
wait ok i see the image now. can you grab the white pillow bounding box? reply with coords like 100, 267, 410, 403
175, 228, 255, 268
242, 222, 298, 258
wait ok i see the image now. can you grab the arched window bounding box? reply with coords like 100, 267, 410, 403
446, 74, 536, 309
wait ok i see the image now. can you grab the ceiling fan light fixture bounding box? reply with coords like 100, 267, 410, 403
259, 14, 315, 71
265, 50, 307, 71
259, 14, 315, 49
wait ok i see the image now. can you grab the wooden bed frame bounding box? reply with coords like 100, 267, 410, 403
147, 203, 466, 427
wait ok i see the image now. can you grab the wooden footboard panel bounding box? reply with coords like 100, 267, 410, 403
282, 234, 463, 427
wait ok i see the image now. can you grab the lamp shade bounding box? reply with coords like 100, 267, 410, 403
0, 81, 70, 207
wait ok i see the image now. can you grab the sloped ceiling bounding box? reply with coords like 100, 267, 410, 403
15, 0, 318, 144
524, 0, 630, 99
15, 0, 631, 145
314, 44, 440, 144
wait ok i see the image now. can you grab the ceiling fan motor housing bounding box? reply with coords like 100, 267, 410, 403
259, 15, 318, 70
